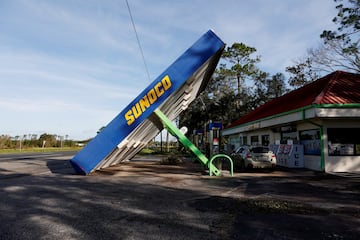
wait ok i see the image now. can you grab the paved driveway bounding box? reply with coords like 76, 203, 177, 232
0, 152, 359, 239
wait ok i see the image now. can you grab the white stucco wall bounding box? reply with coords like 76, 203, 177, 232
304, 155, 321, 171
223, 110, 360, 172
325, 156, 360, 172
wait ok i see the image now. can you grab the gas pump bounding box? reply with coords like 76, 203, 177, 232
205, 121, 225, 170
205, 121, 223, 157
192, 129, 205, 152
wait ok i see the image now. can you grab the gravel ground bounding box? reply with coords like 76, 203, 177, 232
0, 153, 359, 239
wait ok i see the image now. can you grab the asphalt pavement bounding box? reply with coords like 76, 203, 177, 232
0, 152, 359, 240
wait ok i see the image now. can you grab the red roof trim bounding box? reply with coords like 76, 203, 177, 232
227, 71, 360, 129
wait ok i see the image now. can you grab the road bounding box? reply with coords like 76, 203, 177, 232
0, 151, 77, 178
0, 152, 359, 239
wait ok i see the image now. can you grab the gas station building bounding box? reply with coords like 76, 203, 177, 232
222, 71, 360, 173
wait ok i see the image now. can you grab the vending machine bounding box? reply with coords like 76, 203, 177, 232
271, 144, 304, 168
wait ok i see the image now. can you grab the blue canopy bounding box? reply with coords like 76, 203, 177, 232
70, 30, 225, 174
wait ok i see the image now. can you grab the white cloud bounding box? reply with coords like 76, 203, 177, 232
0, 0, 339, 139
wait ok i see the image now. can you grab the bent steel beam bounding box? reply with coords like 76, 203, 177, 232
70, 30, 225, 174
154, 109, 221, 176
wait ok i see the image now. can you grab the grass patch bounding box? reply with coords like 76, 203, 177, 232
138, 148, 157, 155
0, 147, 83, 154
138, 148, 181, 156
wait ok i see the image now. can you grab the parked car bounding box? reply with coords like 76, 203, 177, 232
231, 145, 276, 170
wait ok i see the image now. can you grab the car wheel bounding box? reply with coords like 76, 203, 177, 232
239, 159, 245, 171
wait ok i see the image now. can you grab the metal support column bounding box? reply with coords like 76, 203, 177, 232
154, 109, 222, 176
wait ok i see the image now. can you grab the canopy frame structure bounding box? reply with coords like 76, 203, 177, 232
70, 30, 227, 175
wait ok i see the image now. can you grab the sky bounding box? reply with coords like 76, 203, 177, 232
0, 0, 338, 140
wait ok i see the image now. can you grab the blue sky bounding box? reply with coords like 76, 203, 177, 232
0, 0, 337, 140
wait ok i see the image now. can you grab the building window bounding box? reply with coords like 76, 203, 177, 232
328, 128, 360, 156
280, 125, 298, 144
300, 129, 321, 155
239, 136, 247, 145
250, 135, 259, 145
241, 136, 248, 145
261, 135, 270, 146
281, 132, 298, 144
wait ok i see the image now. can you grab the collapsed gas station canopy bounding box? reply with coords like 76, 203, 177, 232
71, 30, 225, 175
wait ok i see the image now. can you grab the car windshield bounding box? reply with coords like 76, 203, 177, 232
235, 148, 244, 153
251, 147, 269, 153
235, 146, 248, 154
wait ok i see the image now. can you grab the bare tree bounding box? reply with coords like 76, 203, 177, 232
317, 0, 360, 73
308, 40, 360, 73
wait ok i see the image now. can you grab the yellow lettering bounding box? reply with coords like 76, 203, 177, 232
147, 89, 157, 104
132, 103, 142, 119
154, 82, 164, 97
124, 75, 173, 126
125, 110, 135, 126
139, 96, 150, 112
162, 75, 172, 90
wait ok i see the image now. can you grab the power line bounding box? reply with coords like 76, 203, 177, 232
125, 0, 151, 82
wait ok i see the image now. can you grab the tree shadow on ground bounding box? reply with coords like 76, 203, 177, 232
1, 158, 360, 240
46, 159, 77, 175
0, 173, 224, 240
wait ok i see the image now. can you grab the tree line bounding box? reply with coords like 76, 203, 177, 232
0, 133, 79, 149
180, 0, 359, 134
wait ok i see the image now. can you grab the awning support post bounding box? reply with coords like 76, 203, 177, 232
154, 109, 222, 176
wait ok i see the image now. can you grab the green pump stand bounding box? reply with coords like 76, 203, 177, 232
154, 109, 226, 176
209, 154, 234, 176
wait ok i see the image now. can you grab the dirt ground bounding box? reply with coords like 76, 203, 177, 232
94, 154, 360, 240
1, 152, 360, 239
